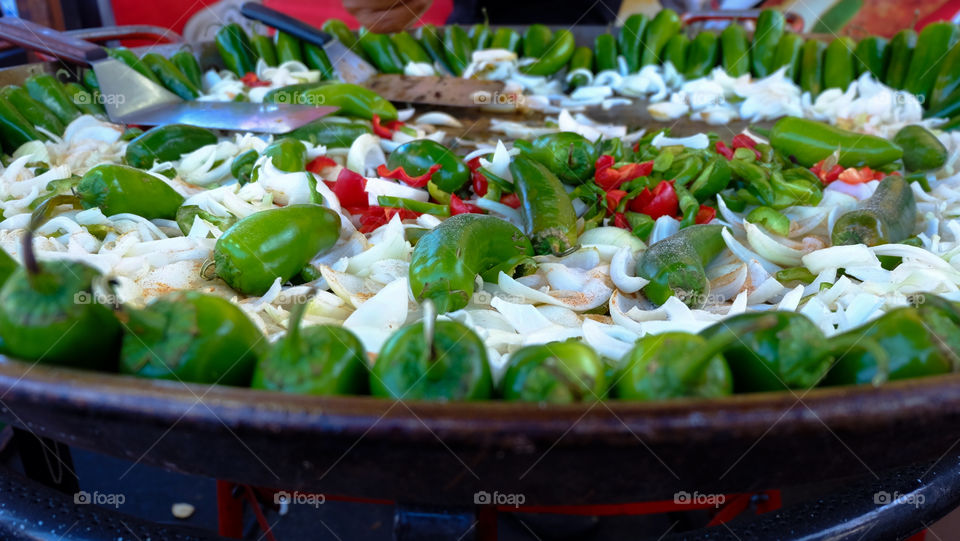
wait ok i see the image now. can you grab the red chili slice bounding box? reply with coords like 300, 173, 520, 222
376, 163, 442, 188
449, 194, 486, 215
333, 168, 369, 209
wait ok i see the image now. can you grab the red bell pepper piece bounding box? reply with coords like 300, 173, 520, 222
594, 155, 654, 191
628, 180, 679, 219
333, 168, 369, 209
613, 212, 630, 229
694, 205, 716, 224
811, 160, 844, 184
306, 156, 337, 174
357, 206, 420, 233
715, 141, 734, 160
449, 194, 485, 215
500, 193, 521, 208
471, 170, 488, 196
240, 73, 271, 87
376, 163, 442, 188
605, 189, 628, 214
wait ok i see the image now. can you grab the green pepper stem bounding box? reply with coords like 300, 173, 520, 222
282, 291, 313, 358
679, 314, 781, 385
819, 334, 890, 386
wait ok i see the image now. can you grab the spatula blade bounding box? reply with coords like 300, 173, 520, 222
362, 75, 509, 107
116, 102, 339, 133
323, 39, 378, 85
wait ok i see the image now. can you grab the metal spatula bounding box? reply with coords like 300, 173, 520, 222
0, 17, 337, 133
239, 3, 506, 107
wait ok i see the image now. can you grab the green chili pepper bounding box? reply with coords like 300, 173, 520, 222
287, 117, 371, 147
832, 174, 916, 246
371, 313, 492, 401
501, 340, 605, 403
252, 296, 368, 395
616, 326, 751, 400
490, 27, 521, 53
252, 137, 307, 182
125, 123, 218, 169
518, 132, 598, 185
214, 204, 340, 296
825, 299, 960, 386
747, 206, 790, 236
0, 94, 41, 152
769, 116, 903, 167
377, 195, 450, 216
0, 86, 64, 136
640, 9, 681, 67
62, 82, 104, 117
594, 33, 619, 72
141, 52, 200, 100
510, 155, 578, 256
386, 139, 469, 192
688, 155, 731, 200
443, 25, 474, 76
358, 27, 405, 74
216, 23, 257, 76
894, 125, 947, 171
663, 34, 690, 73
775, 266, 815, 285
521, 29, 575, 76
798, 39, 826, 95
77, 164, 184, 219
469, 23, 491, 49
567, 46, 594, 90
823, 37, 856, 90
303, 43, 335, 79
120, 291, 263, 385
176, 205, 237, 236
750, 9, 785, 78
250, 34, 278, 67
229, 149, 258, 186
0, 248, 15, 289
625, 211, 655, 240
24, 74, 81, 126
685, 31, 720, 79
417, 24, 452, 74
264, 82, 397, 121
618, 14, 649, 73
928, 41, 960, 111
772, 33, 803, 80
853, 36, 888, 81
523, 23, 553, 58
737, 166, 822, 210
885, 29, 917, 90
275, 31, 302, 64
637, 224, 726, 307
322, 19, 362, 56
0, 230, 120, 370
904, 22, 959, 103
409, 214, 534, 313
171, 49, 204, 90
720, 23, 750, 77
107, 47, 160, 84
82, 68, 99, 92
392, 31, 432, 65
675, 184, 699, 228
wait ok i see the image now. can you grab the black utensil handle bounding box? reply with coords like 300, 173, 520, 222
240, 3, 333, 47
0, 18, 105, 64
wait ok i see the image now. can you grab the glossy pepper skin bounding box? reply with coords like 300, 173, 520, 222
823, 37, 856, 91
443, 25, 474, 76
929, 41, 960, 111
125, 123, 218, 169
490, 27, 521, 53
769, 116, 903, 168
409, 214, 534, 313
417, 25, 452, 74
251, 298, 368, 395
120, 291, 263, 386
509, 156, 578, 256
358, 28, 405, 74
302, 43, 335, 80
720, 23, 750, 77
798, 39, 826, 95
0, 250, 16, 287
386, 139, 469, 192
688, 155, 732, 199
215, 204, 340, 296
854, 36, 889, 81
322, 19, 363, 58
392, 31, 432, 65
502, 340, 606, 403
594, 33, 619, 72
107, 47, 160, 84
0, 256, 120, 371
141, 52, 201, 100
772, 33, 803, 80
637, 224, 726, 308
521, 29, 575, 76
832, 174, 916, 246
261, 137, 307, 172
663, 34, 690, 73
0, 85, 64, 136
78, 164, 184, 220
230, 149, 258, 185
250, 34, 278, 67
171, 49, 203, 88
904, 22, 958, 103
275, 31, 302, 64
371, 318, 492, 401
640, 9, 681, 67
287, 117, 371, 147
824, 301, 960, 386
216, 23, 257, 76
684, 31, 720, 79
750, 9, 786, 78
894, 125, 948, 172
523, 24, 553, 59
264, 83, 397, 122
885, 29, 917, 90
24, 74, 81, 126
615, 330, 734, 401
566, 46, 594, 90
517, 131, 598, 184
176, 205, 236, 235
0, 94, 41, 151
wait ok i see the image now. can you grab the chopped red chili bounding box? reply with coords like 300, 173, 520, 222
594, 155, 654, 191
240, 73, 271, 87
306, 156, 337, 174
376, 163, 442, 188
500, 193, 521, 208
628, 180, 679, 219
694, 205, 716, 224
333, 168, 369, 209
715, 141, 734, 160
357, 206, 420, 233
449, 194, 486, 215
